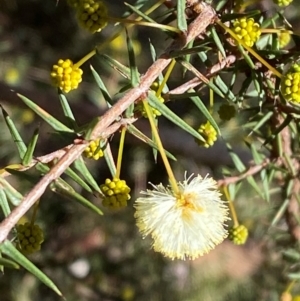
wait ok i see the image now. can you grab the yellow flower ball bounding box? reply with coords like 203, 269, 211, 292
100, 178, 131, 209
278, 31, 291, 48
228, 224, 248, 245
76, 0, 108, 33
50, 59, 83, 93
196, 121, 217, 148
232, 17, 261, 47
273, 0, 293, 7
280, 63, 300, 104
16, 222, 44, 255
83, 139, 104, 160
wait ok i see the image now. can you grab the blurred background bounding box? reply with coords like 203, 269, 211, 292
1, 0, 300, 300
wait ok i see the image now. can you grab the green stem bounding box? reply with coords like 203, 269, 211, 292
142, 100, 179, 195
223, 186, 239, 227
261, 28, 293, 34
74, 49, 96, 68
216, 20, 282, 79
156, 59, 176, 97
285, 279, 296, 293
108, 16, 182, 34
116, 127, 126, 179
209, 87, 214, 114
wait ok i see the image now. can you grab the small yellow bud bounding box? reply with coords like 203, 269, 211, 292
196, 121, 217, 148
280, 63, 300, 104
76, 0, 108, 33
16, 222, 44, 255
228, 225, 248, 245
278, 31, 291, 48
273, 0, 293, 7
100, 178, 131, 209
83, 139, 104, 160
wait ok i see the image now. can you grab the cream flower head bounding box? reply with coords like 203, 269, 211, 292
134, 174, 229, 260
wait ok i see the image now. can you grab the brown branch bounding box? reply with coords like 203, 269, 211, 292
166, 55, 236, 96
0, 117, 137, 178
0, 3, 217, 243
217, 158, 273, 187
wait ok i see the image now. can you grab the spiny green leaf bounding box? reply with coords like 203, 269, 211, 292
149, 41, 169, 93
152, 118, 158, 162
0, 240, 63, 297
282, 249, 300, 263
260, 169, 270, 202
227, 144, 264, 199
237, 44, 255, 69
0, 188, 11, 217
126, 29, 140, 87
73, 156, 101, 192
58, 93, 77, 128
18, 94, 73, 133
270, 198, 289, 227
103, 143, 117, 176
90, 65, 113, 107
0, 177, 23, 206
248, 111, 273, 137
124, 2, 157, 23
50, 181, 103, 215
1, 105, 27, 158
127, 124, 176, 161
189, 93, 221, 135
22, 127, 39, 166
287, 272, 300, 280
97, 54, 131, 79
4, 168, 40, 184
64, 167, 93, 193
0, 256, 20, 269
211, 26, 226, 58
214, 75, 236, 102
148, 92, 206, 143
177, 0, 187, 31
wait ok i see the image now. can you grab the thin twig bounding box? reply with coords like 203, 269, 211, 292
166, 55, 236, 97
0, 118, 137, 178
217, 158, 273, 187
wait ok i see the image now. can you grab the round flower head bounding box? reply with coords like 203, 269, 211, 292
228, 224, 248, 245
280, 63, 300, 104
16, 222, 44, 255
273, 0, 293, 6
50, 59, 83, 93
278, 31, 291, 48
100, 178, 131, 209
134, 174, 229, 260
196, 121, 217, 148
232, 17, 261, 47
76, 0, 108, 33
83, 138, 104, 160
